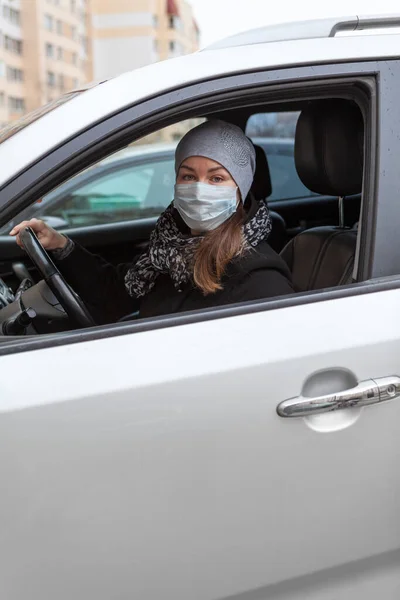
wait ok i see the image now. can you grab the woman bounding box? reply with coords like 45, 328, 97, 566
10, 120, 294, 324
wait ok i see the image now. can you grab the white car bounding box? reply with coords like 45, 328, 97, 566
1, 14, 400, 600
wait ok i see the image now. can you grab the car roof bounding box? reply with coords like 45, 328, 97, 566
0, 14, 399, 189
204, 14, 400, 50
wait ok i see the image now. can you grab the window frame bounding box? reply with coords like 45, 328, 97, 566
0, 60, 394, 356
46, 42, 54, 58
8, 96, 25, 113
47, 70, 56, 87
4, 35, 22, 55
7, 66, 24, 82
44, 13, 54, 31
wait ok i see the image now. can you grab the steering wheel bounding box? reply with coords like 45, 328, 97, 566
19, 226, 95, 328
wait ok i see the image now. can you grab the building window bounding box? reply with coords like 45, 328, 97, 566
57, 20, 63, 35
57, 46, 63, 60
47, 71, 56, 87
70, 0, 76, 12
46, 42, 54, 58
4, 36, 23, 55
169, 40, 183, 56
8, 96, 25, 113
72, 52, 78, 65
169, 15, 182, 31
72, 77, 79, 88
3, 6, 21, 26
0, 92, 4, 106
58, 73, 64, 90
153, 15, 158, 28
71, 25, 77, 40
0, 61, 5, 77
44, 14, 54, 31
153, 39, 158, 53
7, 66, 24, 82
80, 35, 88, 53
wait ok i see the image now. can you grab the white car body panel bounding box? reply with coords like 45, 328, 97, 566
0, 33, 399, 187
1, 289, 400, 599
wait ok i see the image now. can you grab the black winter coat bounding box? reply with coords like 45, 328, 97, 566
54, 238, 294, 324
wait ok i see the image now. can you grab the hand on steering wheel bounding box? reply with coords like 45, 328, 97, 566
15, 226, 95, 328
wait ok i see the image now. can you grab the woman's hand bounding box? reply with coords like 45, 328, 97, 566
9, 218, 67, 251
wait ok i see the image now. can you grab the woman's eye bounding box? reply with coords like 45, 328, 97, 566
182, 174, 194, 181
211, 176, 224, 183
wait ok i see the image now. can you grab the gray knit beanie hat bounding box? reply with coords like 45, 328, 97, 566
175, 119, 256, 201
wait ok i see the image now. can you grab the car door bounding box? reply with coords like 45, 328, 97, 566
2, 289, 400, 600
0, 59, 400, 600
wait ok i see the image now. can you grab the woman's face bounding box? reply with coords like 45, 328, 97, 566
176, 156, 237, 189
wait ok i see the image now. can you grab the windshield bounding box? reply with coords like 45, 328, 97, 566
0, 80, 104, 145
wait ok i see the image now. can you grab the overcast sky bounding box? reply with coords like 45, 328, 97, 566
189, 0, 399, 48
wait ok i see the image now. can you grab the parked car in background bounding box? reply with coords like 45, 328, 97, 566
0, 144, 177, 233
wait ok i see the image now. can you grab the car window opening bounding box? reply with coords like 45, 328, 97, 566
0, 93, 366, 340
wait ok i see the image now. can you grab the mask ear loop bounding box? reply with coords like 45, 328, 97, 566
235, 186, 243, 209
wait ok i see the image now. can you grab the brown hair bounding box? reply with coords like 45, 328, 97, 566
193, 203, 246, 295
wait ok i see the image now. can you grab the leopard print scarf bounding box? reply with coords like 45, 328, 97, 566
124, 200, 272, 298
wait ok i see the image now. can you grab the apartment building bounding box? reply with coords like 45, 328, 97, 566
0, 0, 199, 127
22, 0, 91, 113
91, 0, 200, 80
0, 0, 91, 125
0, 0, 25, 127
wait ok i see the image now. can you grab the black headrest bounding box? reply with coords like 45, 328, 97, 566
295, 100, 364, 197
251, 144, 272, 200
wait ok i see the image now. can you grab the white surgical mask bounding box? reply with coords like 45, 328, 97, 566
174, 182, 238, 232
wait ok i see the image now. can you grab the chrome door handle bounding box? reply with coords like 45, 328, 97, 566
277, 376, 400, 418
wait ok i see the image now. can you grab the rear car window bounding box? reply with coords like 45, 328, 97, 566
246, 112, 319, 202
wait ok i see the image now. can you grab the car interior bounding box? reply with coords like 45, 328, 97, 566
0, 95, 365, 337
